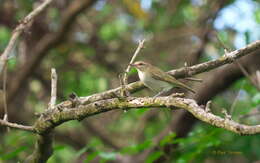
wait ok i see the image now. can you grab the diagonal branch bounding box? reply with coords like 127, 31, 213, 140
7, 0, 97, 104
79, 40, 260, 104
0, 0, 54, 74
121, 39, 145, 96
168, 40, 260, 77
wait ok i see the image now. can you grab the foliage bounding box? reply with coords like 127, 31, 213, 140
0, 0, 259, 162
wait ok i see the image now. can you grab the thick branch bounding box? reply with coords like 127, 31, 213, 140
25, 133, 53, 163
33, 97, 260, 135
27, 69, 59, 162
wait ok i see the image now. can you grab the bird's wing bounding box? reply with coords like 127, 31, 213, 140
151, 67, 195, 93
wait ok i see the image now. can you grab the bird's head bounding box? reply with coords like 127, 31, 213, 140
130, 61, 150, 71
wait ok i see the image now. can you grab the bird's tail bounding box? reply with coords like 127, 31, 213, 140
176, 82, 196, 94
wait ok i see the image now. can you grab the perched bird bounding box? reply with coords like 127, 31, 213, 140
130, 61, 195, 95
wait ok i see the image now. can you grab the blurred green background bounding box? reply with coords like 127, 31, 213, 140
0, 0, 260, 162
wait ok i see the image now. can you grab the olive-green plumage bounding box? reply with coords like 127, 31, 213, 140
131, 61, 195, 94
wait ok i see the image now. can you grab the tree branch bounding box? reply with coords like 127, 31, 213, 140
121, 39, 145, 96
48, 68, 57, 109
26, 68, 58, 163
33, 97, 260, 135
8, 0, 97, 103
0, 119, 34, 132
168, 40, 260, 77
79, 40, 260, 104
25, 133, 53, 163
0, 0, 54, 74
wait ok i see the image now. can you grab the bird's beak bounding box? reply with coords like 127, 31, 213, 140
130, 63, 136, 67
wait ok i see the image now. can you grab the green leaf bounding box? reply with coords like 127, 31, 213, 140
8, 58, 18, 70
145, 151, 163, 163
0, 26, 11, 50
84, 151, 99, 163
1, 146, 27, 160
120, 140, 153, 154
99, 19, 128, 41
252, 93, 260, 106
53, 145, 66, 151
159, 132, 177, 147
254, 9, 260, 23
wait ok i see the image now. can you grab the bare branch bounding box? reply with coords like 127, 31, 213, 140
26, 69, 58, 162
0, 0, 54, 74
256, 70, 260, 87
124, 39, 146, 79
205, 101, 211, 113
33, 96, 260, 135
79, 40, 260, 105
183, 77, 203, 82
2, 66, 9, 132
217, 35, 259, 90
234, 60, 260, 90
0, 119, 34, 132
49, 68, 57, 110
121, 39, 145, 96
230, 82, 245, 115
7, 0, 98, 104
169, 40, 260, 77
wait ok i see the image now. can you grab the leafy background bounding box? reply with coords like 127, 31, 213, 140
0, 0, 260, 162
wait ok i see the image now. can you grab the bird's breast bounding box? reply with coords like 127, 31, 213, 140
137, 70, 172, 92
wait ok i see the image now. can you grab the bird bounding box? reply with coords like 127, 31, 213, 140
130, 61, 195, 95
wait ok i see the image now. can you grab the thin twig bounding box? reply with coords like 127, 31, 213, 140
0, 119, 34, 132
239, 109, 260, 120
123, 39, 145, 86
217, 36, 260, 116
120, 39, 145, 97
183, 77, 203, 82
0, 0, 54, 75
49, 68, 57, 109
234, 60, 260, 90
256, 70, 260, 87
205, 101, 212, 113
3, 66, 8, 117
230, 81, 245, 116
2, 65, 10, 131
217, 35, 259, 90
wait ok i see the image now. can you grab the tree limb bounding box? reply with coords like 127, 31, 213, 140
7, 0, 97, 103
33, 97, 260, 135
0, 0, 54, 74
79, 40, 260, 104
0, 119, 34, 132
25, 133, 53, 163
26, 68, 58, 163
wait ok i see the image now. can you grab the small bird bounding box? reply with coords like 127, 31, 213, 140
130, 61, 195, 95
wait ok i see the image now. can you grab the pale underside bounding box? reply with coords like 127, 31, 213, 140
137, 69, 173, 92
